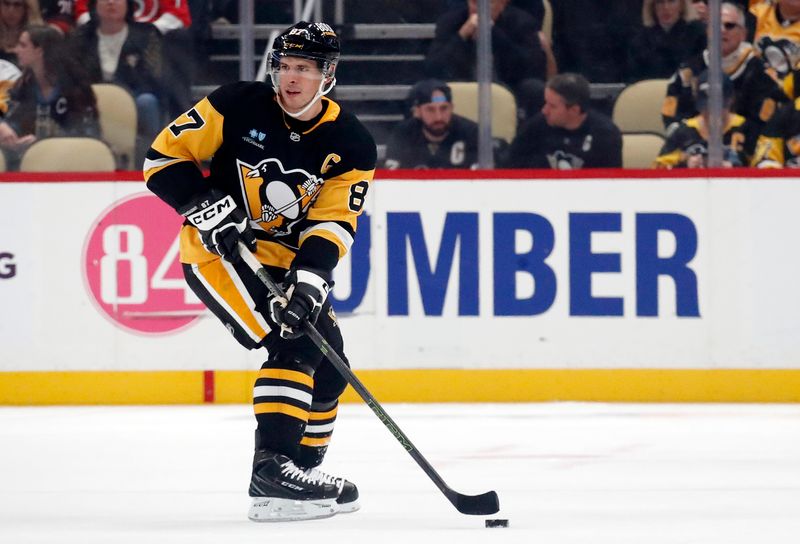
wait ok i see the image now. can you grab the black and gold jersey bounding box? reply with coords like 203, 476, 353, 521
143, 82, 376, 275
504, 110, 623, 169
752, 96, 800, 167
661, 46, 786, 132
655, 113, 757, 168
751, 1, 800, 80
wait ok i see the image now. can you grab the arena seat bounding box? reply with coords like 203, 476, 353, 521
446, 81, 517, 143
612, 79, 670, 136
92, 83, 137, 170
19, 137, 117, 172
622, 132, 665, 169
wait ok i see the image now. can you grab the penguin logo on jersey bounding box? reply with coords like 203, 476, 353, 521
757, 36, 800, 78
547, 150, 584, 170
237, 158, 323, 235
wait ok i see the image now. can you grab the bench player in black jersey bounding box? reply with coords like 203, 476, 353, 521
143, 21, 376, 522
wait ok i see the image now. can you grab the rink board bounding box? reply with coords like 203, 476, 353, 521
1, 169, 799, 403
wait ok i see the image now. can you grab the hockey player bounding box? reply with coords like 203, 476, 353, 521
143, 21, 376, 522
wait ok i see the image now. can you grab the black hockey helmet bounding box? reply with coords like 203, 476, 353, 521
271, 21, 340, 76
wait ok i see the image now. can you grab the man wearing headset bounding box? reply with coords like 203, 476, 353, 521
144, 21, 376, 522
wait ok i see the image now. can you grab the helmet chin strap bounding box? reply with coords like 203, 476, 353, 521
277, 76, 337, 119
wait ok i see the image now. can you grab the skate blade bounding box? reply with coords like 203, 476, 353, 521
337, 499, 360, 514
248, 497, 339, 522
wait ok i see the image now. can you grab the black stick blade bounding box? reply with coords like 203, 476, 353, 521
449, 490, 500, 515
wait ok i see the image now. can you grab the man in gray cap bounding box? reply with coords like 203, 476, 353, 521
384, 79, 482, 169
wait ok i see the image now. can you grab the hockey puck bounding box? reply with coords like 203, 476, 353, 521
485, 519, 509, 528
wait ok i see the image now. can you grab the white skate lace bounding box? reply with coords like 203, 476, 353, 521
280, 461, 325, 486
302, 467, 344, 491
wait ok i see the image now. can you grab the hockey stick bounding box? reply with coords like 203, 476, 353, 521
237, 242, 500, 516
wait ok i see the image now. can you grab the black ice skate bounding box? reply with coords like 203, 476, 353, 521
248, 450, 340, 522
300, 465, 360, 513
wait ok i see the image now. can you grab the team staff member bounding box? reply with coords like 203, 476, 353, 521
384, 79, 481, 169
143, 21, 376, 522
505, 73, 622, 169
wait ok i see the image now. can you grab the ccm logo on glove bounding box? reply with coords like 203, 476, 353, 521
179, 190, 256, 264
184, 195, 236, 229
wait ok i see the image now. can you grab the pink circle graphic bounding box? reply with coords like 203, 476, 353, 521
83, 192, 205, 335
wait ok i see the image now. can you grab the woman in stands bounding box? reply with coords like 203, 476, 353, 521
627, 0, 707, 82
69, 0, 163, 157
0, 24, 100, 167
0, 0, 42, 63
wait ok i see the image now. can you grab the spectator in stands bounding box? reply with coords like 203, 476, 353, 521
39, 0, 75, 34
0, 24, 100, 166
75, 0, 189, 34
384, 79, 488, 169
662, 2, 786, 134
425, 0, 551, 126
750, 0, 800, 85
627, 0, 706, 82
0, 0, 42, 63
70, 0, 163, 152
74, 0, 193, 116
655, 71, 757, 167
751, 97, 800, 167
691, 0, 756, 39
551, 0, 641, 84
505, 72, 622, 169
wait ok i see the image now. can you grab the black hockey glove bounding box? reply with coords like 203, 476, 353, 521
268, 267, 330, 340
179, 189, 256, 264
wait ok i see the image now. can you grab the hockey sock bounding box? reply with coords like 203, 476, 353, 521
296, 398, 338, 468
253, 360, 314, 458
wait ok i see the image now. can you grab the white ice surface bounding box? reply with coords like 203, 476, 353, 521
1, 403, 799, 544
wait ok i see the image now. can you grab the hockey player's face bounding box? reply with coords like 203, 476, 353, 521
416, 92, 453, 138
276, 57, 325, 113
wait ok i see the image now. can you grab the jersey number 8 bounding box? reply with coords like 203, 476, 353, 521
348, 181, 369, 213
